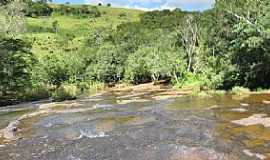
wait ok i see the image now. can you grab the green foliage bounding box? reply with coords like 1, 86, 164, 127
124, 33, 183, 84
231, 86, 250, 96
26, 0, 53, 17
174, 72, 202, 88
41, 53, 85, 86
52, 20, 59, 33
0, 38, 36, 96
52, 84, 78, 101
119, 12, 127, 18
139, 9, 187, 30
23, 84, 50, 101
78, 81, 105, 95
85, 44, 125, 82
0, 0, 26, 37
229, 21, 270, 89
54, 5, 101, 18
0, 0, 11, 5
124, 47, 151, 84
2, 1, 270, 105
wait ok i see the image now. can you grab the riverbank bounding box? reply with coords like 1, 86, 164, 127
1, 81, 270, 108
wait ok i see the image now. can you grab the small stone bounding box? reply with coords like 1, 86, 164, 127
231, 108, 248, 113
232, 114, 270, 127
262, 100, 270, 104
208, 105, 219, 110
243, 149, 254, 157
255, 154, 266, 160
11, 127, 17, 132
243, 149, 266, 160
240, 103, 249, 107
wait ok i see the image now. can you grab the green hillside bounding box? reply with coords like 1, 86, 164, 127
24, 5, 143, 57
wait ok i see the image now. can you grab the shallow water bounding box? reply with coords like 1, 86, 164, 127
0, 90, 270, 160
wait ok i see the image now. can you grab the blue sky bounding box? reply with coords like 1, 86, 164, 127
52, 0, 215, 11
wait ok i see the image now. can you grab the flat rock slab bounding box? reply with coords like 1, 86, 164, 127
232, 114, 270, 127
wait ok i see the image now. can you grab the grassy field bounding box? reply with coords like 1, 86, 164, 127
24, 5, 143, 58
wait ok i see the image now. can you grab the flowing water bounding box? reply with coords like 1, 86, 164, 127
0, 89, 270, 160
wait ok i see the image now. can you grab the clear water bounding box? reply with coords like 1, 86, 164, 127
0, 90, 270, 160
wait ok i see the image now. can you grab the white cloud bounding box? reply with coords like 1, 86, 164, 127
84, 0, 215, 11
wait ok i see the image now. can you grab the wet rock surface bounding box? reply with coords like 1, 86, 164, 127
0, 89, 270, 160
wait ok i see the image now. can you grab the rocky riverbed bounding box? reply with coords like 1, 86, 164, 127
0, 85, 270, 160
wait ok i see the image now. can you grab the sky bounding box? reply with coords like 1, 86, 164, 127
53, 0, 215, 11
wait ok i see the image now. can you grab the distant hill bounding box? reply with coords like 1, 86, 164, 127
25, 4, 144, 57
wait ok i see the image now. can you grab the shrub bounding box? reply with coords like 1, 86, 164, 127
54, 5, 101, 18
119, 12, 127, 18
41, 53, 85, 86
85, 44, 125, 83
231, 86, 250, 96
52, 20, 59, 33
26, 1, 53, 17
52, 84, 78, 101
87, 82, 105, 95
0, 38, 36, 96
175, 72, 203, 89
23, 84, 50, 101
42, 54, 70, 87
124, 48, 151, 84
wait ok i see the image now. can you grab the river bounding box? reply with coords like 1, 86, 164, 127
0, 86, 270, 160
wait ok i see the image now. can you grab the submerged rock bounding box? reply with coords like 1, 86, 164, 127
262, 100, 270, 104
240, 103, 249, 107
243, 149, 266, 160
116, 99, 150, 105
169, 145, 234, 160
232, 114, 270, 127
230, 108, 248, 113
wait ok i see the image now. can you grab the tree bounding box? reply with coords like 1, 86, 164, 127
0, 39, 36, 96
52, 20, 59, 33
0, 0, 37, 101
0, 0, 26, 37
178, 15, 199, 72
26, 0, 53, 17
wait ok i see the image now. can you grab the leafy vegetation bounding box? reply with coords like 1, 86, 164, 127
0, 0, 270, 106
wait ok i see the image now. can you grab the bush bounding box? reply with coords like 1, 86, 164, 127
124, 48, 151, 84
231, 86, 250, 96
85, 44, 125, 83
54, 5, 101, 18
119, 12, 127, 18
0, 38, 36, 96
42, 54, 70, 86
174, 72, 203, 89
86, 82, 105, 95
41, 53, 85, 86
52, 84, 78, 101
124, 38, 182, 84
23, 84, 50, 101
26, 1, 53, 17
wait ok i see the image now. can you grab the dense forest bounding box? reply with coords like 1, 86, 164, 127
0, 0, 270, 105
